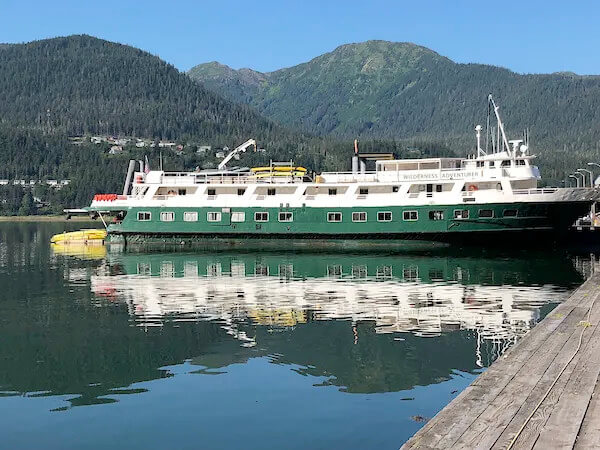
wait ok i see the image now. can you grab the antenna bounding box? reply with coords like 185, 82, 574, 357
475, 125, 484, 157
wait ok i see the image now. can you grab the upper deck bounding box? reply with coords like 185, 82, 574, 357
140, 153, 539, 187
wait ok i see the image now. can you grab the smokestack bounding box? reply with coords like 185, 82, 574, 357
122, 160, 136, 196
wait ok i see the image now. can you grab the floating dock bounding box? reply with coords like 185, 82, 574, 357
402, 272, 600, 449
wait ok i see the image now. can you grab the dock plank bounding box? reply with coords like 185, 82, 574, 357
455, 306, 589, 449
533, 320, 600, 449
496, 294, 600, 450
402, 273, 600, 450
574, 373, 600, 449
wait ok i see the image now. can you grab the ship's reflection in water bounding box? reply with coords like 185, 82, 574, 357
0, 222, 592, 449
91, 251, 578, 371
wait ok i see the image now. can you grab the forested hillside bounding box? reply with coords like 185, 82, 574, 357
0, 35, 284, 143
0, 36, 316, 213
188, 41, 600, 159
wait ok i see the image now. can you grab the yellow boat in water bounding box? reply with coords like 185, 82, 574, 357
50, 242, 107, 259
50, 229, 107, 244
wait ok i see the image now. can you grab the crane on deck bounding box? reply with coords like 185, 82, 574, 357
218, 139, 257, 170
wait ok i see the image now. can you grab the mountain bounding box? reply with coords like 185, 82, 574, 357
0, 35, 285, 143
0, 35, 323, 214
188, 41, 600, 157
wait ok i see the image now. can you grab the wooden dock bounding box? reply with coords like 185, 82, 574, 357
402, 272, 600, 449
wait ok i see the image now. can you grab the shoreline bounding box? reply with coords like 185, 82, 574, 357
0, 215, 98, 222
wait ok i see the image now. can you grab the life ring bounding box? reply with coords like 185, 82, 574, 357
467, 184, 478, 192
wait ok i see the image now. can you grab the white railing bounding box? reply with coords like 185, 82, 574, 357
513, 188, 558, 195
158, 172, 304, 185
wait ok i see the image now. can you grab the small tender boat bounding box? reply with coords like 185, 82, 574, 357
50, 229, 107, 244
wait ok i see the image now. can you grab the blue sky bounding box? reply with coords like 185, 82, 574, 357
0, 0, 598, 74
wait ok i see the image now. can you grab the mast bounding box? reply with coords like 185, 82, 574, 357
488, 94, 512, 157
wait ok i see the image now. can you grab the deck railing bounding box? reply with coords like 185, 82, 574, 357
512, 188, 558, 195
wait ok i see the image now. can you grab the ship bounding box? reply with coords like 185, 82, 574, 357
81, 96, 597, 244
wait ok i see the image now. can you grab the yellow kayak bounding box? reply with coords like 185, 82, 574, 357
253, 171, 306, 178
50, 229, 107, 244
251, 166, 307, 173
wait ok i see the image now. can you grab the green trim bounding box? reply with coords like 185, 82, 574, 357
106, 201, 589, 236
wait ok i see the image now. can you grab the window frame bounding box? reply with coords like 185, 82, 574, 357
403, 210, 418, 221
278, 212, 293, 222
254, 211, 269, 222
453, 209, 470, 220
183, 211, 198, 222
231, 211, 245, 222
377, 211, 393, 222
327, 212, 342, 223
428, 210, 444, 221
328, 188, 337, 196
207, 211, 222, 222
478, 209, 494, 218
160, 211, 175, 222
137, 211, 151, 221
503, 209, 518, 218
267, 188, 276, 196
207, 188, 216, 196
352, 211, 367, 222
359, 188, 369, 195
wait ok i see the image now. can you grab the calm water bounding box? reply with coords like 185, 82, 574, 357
0, 222, 592, 449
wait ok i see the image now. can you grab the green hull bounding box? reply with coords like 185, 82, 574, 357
104, 201, 590, 243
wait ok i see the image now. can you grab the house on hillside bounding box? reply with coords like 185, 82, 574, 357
90, 136, 106, 144
109, 145, 124, 155
197, 145, 211, 154
158, 141, 176, 148
215, 151, 225, 159
135, 140, 146, 148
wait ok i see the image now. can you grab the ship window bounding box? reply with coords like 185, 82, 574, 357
237, 188, 246, 196
501, 160, 512, 167
207, 212, 222, 222
184, 212, 198, 222
429, 210, 444, 220
278, 212, 293, 222
479, 209, 494, 218
392, 186, 400, 193
352, 212, 367, 222
454, 209, 469, 220
476, 161, 484, 168
160, 212, 174, 222
329, 188, 337, 196
137, 211, 151, 221
207, 188, 216, 196
378, 211, 392, 222
255, 212, 269, 222
327, 265, 343, 278
516, 159, 526, 166
436, 185, 443, 192
267, 188, 276, 196
489, 161, 495, 168
231, 212, 245, 222
327, 212, 342, 222
403, 211, 418, 221
359, 188, 369, 195
503, 209, 518, 217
